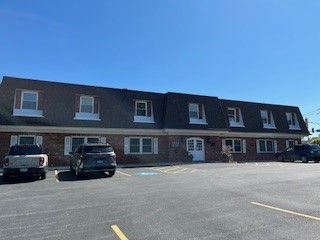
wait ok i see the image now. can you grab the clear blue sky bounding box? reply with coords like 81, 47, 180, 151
1, 0, 320, 137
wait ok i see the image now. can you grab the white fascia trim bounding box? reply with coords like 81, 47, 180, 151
0, 125, 307, 139
164, 128, 307, 139
0, 125, 166, 135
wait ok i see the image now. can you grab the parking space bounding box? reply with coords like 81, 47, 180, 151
1, 162, 320, 239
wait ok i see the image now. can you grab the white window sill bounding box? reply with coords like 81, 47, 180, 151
127, 152, 153, 155
134, 116, 154, 123
263, 125, 277, 129
74, 112, 100, 121
289, 126, 301, 130
189, 118, 208, 125
13, 109, 43, 117
229, 122, 245, 128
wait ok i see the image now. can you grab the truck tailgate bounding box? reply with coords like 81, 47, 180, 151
7, 155, 41, 168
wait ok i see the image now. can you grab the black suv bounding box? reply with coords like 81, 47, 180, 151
275, 144, 320, 163
69, 143, 117, 177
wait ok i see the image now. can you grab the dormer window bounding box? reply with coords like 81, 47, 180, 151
13, 90, 43, 117
80, 96, 94, 113
134, 100, 154, 123
286, 112, 300, 130
74, 95, 100, 121
228, 108, 244, 127
260, 110, 276, 129
189, 103, 207, 125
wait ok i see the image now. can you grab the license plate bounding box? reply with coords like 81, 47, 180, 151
20, 168, 28, 172
96, 160, 104, 164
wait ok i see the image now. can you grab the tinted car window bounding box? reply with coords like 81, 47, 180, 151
8, 145, 44, 155
308, 144, 320, 150
75, 146, 82, 154
84, 146, 114, 154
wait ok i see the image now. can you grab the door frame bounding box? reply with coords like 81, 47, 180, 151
186, 137, 205, 161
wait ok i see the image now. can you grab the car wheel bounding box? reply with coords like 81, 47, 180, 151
41, 172, 46, 180
3, 173, 9, 182
301, 155, 308, 163
109, 170, 115, 177
75, 165, 81, 177
277, 155, 284, 162
70, 163, 74, 173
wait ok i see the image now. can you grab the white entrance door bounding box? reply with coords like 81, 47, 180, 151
187, 138, 205, 161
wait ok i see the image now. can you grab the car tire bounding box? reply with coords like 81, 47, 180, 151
41, 172, 46, 180
301, 155, 308, 163
109, 170, 115, 177
277, 155, 284, 162
75, 165, 81, 177
70, 163, 74, 173
3, 173, 9, 182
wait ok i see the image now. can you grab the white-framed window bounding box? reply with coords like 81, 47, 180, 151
124, 137, 158, 154
286, 112, 300, 130
222, 139, 246, 153
13, 90, 43, 117
64, 136, 106, 155
256, 139, 277, 153
74, 95, 100, 121
134, 100, 154, 123
189, 103, 207, 124
10, 135, 43, 146
228, 108, 244, 127
80, 96, 94, 113
22, 91, 38, 110
286, 139, 298, 148
71, 136, 100, 153
260, 110, 276, 129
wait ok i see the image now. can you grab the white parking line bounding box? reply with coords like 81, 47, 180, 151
251, 201, 320, 221
116, 171, 131, 177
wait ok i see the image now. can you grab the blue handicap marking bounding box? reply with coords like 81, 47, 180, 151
135, 172, 160, 176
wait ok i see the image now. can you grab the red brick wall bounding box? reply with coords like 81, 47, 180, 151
0, 131, 301, 166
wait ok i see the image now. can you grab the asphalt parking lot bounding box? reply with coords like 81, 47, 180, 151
1, 162, 320, 240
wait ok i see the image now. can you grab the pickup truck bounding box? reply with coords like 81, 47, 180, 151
3, 144, 49, 181
275, 144, 320, 163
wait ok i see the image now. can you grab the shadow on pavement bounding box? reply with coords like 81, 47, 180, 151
56, 171, 112, 182
0, 175, 40, 185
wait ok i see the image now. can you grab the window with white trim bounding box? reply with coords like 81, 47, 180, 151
286, 112, 300, 130
13, 90, 43, 117
74, 95, 100, 121
134, 100, 154, 123
257, 139, 275, 153
260, 110, 276, 129
80, 96, 94, 113
286, 140, 298, 148
228, 108, 244, 127
124, 137, 158, 154
71, 136, 100, 152
10, 135, 43, 146
19, 136, 36, 145
189, 103, 207, 124
22, 92, 37, 110
223, 139, 246, 153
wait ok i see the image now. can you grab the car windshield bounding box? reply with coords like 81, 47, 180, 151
8, 145, 44, 155
84, 146, 114, 154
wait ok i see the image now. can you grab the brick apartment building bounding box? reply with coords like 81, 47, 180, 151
0, 76, 309, 167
